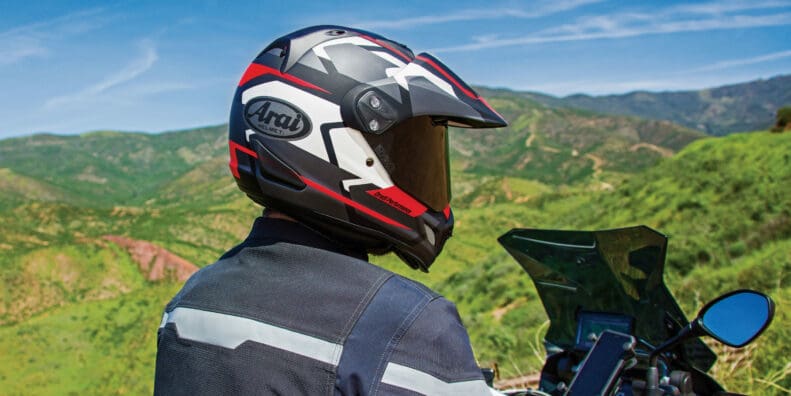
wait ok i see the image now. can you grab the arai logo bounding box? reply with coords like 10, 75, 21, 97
244, 97, 311, 139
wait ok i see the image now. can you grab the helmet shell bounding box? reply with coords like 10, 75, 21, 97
229, 25, 506, 271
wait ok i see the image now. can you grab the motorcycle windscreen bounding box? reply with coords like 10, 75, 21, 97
363, 116, 450, 212
498, 225, 716, 372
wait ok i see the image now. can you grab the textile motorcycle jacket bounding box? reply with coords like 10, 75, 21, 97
154, 217, 492, 395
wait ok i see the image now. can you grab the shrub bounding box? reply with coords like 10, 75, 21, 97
771, 106, 791, 132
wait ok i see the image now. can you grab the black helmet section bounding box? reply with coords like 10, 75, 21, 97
341, 52, 506, 135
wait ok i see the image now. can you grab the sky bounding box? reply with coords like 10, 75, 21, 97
0, 0, 789, 138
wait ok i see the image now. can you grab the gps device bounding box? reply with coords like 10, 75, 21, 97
575, 311, 634, 351
567, 330, 636, 395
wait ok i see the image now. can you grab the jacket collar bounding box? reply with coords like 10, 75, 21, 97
222, 216, 369, 262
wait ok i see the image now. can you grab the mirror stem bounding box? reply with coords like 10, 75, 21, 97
646, 319, 704, 392
649, 319, 704, 364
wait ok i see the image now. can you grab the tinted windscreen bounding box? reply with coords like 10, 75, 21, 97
364, 116, 450, 211
498, 226, 717, 372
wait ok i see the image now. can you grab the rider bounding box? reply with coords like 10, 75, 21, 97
154, 25, 507, 395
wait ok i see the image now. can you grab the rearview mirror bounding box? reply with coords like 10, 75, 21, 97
698, 290, 774, 347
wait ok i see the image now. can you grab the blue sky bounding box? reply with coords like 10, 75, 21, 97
1, 0, 789, 138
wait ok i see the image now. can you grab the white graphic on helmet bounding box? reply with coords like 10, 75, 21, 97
370, 51, 407, 68
329, 126, 393, 188
242, 81, 339, 163
312, 37, 376, 60
341, 178, 370, 192
393, 63, 456, 97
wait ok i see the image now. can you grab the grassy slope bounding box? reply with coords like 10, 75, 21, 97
0, 282, 182, 396
0, 128, 788, 393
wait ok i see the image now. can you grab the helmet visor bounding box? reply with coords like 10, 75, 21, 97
364, 116, 450, 212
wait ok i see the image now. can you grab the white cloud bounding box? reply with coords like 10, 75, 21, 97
0, 38, 48, 65
523, 74, 768, 96
0, 8, 109, 65
526, 78, 702, 96
433, 6, 791, 53
44, 41, 159, 109
670, 0, 791, 15
354, 0, 603, 30
690, 49, 791, 72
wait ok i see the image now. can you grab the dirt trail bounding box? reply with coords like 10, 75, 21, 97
525, 133, 536, 147
501, 178, 513, 201
629, 143, 674, 157
492, 298, 523, 321
585, 153, 606, 177
495, 373, 541, 390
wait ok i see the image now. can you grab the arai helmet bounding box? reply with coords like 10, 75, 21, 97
229, 25, 506, 271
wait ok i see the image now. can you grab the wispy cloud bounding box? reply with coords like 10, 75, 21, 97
44, 41, 159, 109
690, 49, 791, 72
354, 0, 602, 30
671, 0, 791, 15
433, 0, 791, 53
525, 75, 759, 96
0, 8, 109, 65
526, 78, 700, 96
0, 38, 47, 65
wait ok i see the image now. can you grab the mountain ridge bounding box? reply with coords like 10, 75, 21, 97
505, 74, 791, 136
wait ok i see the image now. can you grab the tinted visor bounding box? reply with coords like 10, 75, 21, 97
364, 116, 450, 211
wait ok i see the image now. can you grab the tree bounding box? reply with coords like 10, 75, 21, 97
772, 106, 791, 133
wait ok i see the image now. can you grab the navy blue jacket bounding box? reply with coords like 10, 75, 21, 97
154, 217, 491, 395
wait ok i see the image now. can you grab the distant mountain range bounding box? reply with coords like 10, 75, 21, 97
489, 74, 791, 136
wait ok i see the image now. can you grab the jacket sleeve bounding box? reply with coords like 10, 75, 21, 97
378, 296, 493, 395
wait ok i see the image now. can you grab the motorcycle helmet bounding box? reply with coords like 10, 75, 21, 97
229, 25, 506, 271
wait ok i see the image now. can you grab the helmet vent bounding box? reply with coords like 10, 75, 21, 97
424, 224, 436, 246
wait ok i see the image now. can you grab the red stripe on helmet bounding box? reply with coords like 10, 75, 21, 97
443, 205, 451, 220
238, 63, 330, 93
416, 55, 477, 100
366, 186, 427, 217
359, 34, 412, 63
300, 177, 410, 230
229, 141, 407, 229
229, 140, 258, 178
477, 96, 503, 118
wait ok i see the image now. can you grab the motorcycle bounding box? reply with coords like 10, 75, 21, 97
496, 225, 775, 396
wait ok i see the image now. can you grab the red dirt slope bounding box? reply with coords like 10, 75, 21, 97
103, 235, 198, 282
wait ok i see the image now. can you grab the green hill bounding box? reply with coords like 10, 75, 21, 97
453, 90, 703, 185
0, 126, 227, 208
0, 121, 789, 392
